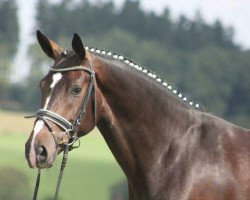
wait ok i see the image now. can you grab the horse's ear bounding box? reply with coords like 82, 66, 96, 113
72, 33, 86, 60
36, 30, 61, 60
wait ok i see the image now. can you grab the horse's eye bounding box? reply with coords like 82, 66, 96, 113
71, 86, 82, 96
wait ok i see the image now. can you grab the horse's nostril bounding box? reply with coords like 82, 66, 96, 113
38, 146, 43, 155
37, 145, 48, 163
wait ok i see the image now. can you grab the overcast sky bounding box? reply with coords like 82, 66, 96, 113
12, 0, 250, 80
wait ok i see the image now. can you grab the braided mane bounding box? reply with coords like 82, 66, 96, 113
86, 46, 200, 109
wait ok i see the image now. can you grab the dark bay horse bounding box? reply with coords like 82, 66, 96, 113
25, 31, 250, 200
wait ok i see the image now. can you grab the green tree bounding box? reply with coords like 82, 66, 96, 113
0, 0, 19, 54
0, 0, 19, 101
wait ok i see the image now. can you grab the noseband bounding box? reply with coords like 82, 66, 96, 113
25, 57, 96, 200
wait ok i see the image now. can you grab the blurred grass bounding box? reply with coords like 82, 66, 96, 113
0, 110, 125, 200
0, 110, 33, 134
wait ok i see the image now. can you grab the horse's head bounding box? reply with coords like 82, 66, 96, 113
25, 31, 96, 169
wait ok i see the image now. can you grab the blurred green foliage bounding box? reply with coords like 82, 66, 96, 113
0, 0, 18, 55
37, 0, 237, 50
0, 0, 18, 99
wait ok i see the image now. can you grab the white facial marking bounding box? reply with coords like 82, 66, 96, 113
29, 73, 63, 166
44, 97, 50, 110
29, 120, 44, 166
43, 73, 62, 110
33, 120, 44, 138
50, 73, 62, 88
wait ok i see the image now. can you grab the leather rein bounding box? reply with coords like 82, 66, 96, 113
25, 57, 96, 200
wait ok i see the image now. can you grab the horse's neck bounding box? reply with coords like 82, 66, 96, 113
95, 55, 194, 194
